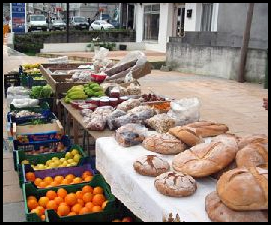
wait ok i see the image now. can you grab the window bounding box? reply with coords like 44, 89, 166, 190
200, 3, 213, 31
143, 4, 160, 41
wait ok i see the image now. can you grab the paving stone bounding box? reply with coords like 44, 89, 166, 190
3, 157, 15, 172
3, 202, 26, 222
3, 170, 20, 186
3, 184, 23, 204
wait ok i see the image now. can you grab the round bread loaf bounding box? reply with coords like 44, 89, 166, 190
236, 143, 268, 168
217, 167, 268, 210
133, 155, 170, 177
142, 133, 186, 155
205, 191, 268, 222
154, 171, 197, 197
237, 134, 268, 149
172, 135, 238, 177
168, 126, 202, 147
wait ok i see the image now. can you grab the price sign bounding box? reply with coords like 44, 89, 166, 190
11, 3, 26, 33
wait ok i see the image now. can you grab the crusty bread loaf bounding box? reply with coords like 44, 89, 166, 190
154, 171, 197, 197
211, 161, 237, 180
237, 134, 268, 149
205, 191, 268, 222
133, 155, 170, 177
168, 126, 203, 147
184, 121, 229, 137
172, 135, 238, 177
142, 133, 186, 155
236, 143, 268, 168
217, 167, 268, 211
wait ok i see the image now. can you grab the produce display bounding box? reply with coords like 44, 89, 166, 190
83, 82, 105, 98
9, 110, 42, 118
33, 76, 45, 80
30, 85, 53, 99
141, 94, 166, 102
64, 85, 88, 103
112, 217, 133, 222
26, 184, 108, 220
25, 170, 93, 188
21, 142, 67, 155
22, 63, 41, 70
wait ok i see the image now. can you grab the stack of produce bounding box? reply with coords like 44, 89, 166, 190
64, 85, 88, 103
83, 82, 104, 98
30, 85, 53, 99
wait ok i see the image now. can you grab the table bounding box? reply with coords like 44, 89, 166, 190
60, 99, 114, 153
96, 137, 217, 222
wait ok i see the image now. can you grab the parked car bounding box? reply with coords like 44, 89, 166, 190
49, 19, 66, 31
70, 16, 89, 30
27, 14, 48, 32
90, 20, 115, 30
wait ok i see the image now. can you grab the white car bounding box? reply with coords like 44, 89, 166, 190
27, 14, 48, 32
90, 20, 115, 30
49, 19, 66, 31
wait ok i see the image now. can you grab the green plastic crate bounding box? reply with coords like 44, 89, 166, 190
16, 145, 87, 187
22, 174, 115, 222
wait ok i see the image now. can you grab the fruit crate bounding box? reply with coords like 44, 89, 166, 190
22, 174, 115, 222
9, 101, 50, 112
12, 135, 71, 172
16, 145, 87, 184
21, 157, 96, 188
4, 72, 21, 97
28, 75, 47, 88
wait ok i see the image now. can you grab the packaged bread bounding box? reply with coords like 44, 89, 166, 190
117, 98, 141, 112
236, 143, 268, 168
115, 123, 148, 147
205, 191, 268, 222
183, 121, 229, 137
237, 134, 268, 149
92, 106, 114, 119
169, 126, 203, 147
106, 109, 127, 130
145, 113, 175, 133
217, 167, 268, 211
142, 133, 186, 155
172, 135, 238, 178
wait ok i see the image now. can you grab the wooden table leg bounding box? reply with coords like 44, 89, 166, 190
73, 119, 79, 144
57, 100, 62, 122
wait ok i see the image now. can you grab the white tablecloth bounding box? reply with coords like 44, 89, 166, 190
96, 137, 217, 222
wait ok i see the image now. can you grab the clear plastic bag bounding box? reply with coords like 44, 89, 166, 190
127, 83, 141, 95
128, 105, 156, 122
115, 123, 148, 147
87, 115, 106, 131
92, 106, 114, 119
146, 113, 176, 133
114, 113, 141, 128
117, 98, 141, 112
167, 97, 200, 126
106, 109, 127, 130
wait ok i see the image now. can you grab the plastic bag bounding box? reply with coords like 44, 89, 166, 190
115, 123, 148, 147
11, 98, 39, 108
92, 106, 114, 119
124, 70, 134, 83
167, 97, 200, 126
7, 86, 30, 96
113, 51, 146, 67
87, 115, 107, 131
146, 113, 175, 133
106, 109, 127, 130
81, 109, 93, 117
128, 106, 156, 122
127, 83, 141, 95
114, 113, 141, 128
117, 98, 141, 112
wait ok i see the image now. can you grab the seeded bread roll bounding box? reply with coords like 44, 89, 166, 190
205, 191, 268, 222
142, 133, 187, 155
154, 171, 197, 197
172, 135, 238, 178
237, 134, 268, 149
133, 155, 170, 177
236, 143, 268, 168
217, 167, 268, 211
184, 121, 229, 137
168, 126, 203, 147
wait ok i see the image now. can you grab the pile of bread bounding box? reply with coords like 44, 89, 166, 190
132, 120, 268, 222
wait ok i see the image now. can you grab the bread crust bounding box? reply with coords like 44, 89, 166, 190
205, 191, 268, 222
154, 171, 197, 197
217, 167, 268, 210
237, 134, 268, 149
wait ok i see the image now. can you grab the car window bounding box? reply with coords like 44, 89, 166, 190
74, 17, 86, 22
94, 22, 100, 25
31, 16, 46, 21
54, 20, 63, 23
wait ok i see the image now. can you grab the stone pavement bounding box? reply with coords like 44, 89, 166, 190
3, 41, 268, 221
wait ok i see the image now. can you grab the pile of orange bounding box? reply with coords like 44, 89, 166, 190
27, 185, 108, 220
26, 171, 93, 188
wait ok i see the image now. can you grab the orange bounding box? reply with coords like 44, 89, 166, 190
57, 204, 70, 217
59, 202, 69, 207
102, 200, 108, 210
27, 196, 37, 202
27, 199, 39, 210
61, 179, 70, 185
50, 181, 59, 187
26, 172, 36, 182
79, 207, 90, 215
38, 197, 49, 208
65, 193, 77, 206
54, 196, 64, 205
46, 190, 57, 200
84, 176, 93, 182
31, 208, 42, 216
73, 177, 82, 184
44, 176, 54, 185
57, 188, 68, 198
36, 206, 45, 215
82, 185, 93, 194
40, 215, 46, 221
38, 181, 47, 189
85, 202, 94, 211
92, 205, 102, 213
46, 200, 58, 210
34, 178, 43, 186
67, 212, 77, 216
65, 174, 75, 182
54, 176, 64, 184
92, 194, 106, 206
81, 171, 92, 180
93, 187, 103, 195
77, 198, 85, 207
75, 191, 83, 199
71, 203, 83, 214
82, 192, 93, 203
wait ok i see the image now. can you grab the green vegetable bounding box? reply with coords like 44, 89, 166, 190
30, 85, 52, 99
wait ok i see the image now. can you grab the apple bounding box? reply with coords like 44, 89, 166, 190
122, 217, 133, 222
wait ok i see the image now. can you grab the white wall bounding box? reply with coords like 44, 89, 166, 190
184, 3, 200, 31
